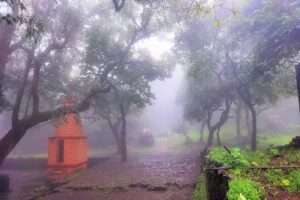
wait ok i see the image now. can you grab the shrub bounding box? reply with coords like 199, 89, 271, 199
265, 169, 287, 187
208, 147, 250, 168
227, 178, 264, 200
287, 170, 300, 192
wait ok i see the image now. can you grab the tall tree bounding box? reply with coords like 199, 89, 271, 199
83, 3, 169, 161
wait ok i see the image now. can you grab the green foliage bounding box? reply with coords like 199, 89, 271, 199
208, 147, 250, 168
265, 169, 287, 188
287, 170, 300, 192
281, 148, 300, 164
227, 178, 264, 200
243, 151, 270, 166
192, 175, 207, 200
268, 147, 280, 157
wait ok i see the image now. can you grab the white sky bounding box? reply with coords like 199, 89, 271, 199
0, 2, 12, 16
135, 32, 175, 61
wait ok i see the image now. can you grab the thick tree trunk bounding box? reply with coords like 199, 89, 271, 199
205, 98, 231, 149
112, 131, 122, 154
206, 128, 214, 149
107, 118, 122, 154
249, 105, 257, 151
0, 127, 26, 165
200, 122, 205, 142
120, 133, 127, 162
120, 127, 127, 162
120, 104, 127, 162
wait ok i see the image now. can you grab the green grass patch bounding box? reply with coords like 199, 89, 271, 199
287, 170, 300, 192
258, 132, 298, 148
192, 174, 207, 200
208, 146, 300, 200
227, 178, 264, 200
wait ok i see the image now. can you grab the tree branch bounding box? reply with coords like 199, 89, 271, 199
22, 85, 111, 129
31, 64, 40, 115
112, 0, 126, 11
12, 55, 32, 126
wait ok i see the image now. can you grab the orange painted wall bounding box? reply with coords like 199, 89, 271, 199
48, 106, 88, 172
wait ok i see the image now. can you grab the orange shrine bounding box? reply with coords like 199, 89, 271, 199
48, 96, 88, 175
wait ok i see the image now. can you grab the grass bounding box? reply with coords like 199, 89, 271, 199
187, 129, 202, 142
192, 174, 208, 200
186, 123, 299, 150
258, 132, 298, 148
206, 145, 300, 200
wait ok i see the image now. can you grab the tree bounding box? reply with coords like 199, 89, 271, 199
224, 0, 299, 150
177, 18, 234, 150
83, 3, 169, 161
0, 1, 87, 164
177, 0, 298, 151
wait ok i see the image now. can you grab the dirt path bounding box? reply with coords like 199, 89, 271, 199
1, 147, 201, 200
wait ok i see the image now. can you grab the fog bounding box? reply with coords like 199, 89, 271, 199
141, 65, 184, 135
1, 1, 300, 200
0, 0, 298, 157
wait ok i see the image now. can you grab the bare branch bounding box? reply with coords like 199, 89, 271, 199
112, 0, 126, 11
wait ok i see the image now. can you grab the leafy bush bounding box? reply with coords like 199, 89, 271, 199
287, 170, 300, 192
267, 146, 280, 157
265, 169, 287, 187
243, 151, 270, 166
227, 178, 264, 200
265, 169, 300, 192
281, 148, 300, 164
208, 147, 250, 168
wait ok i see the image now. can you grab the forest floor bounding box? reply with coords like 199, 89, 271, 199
0, 144, 201, 200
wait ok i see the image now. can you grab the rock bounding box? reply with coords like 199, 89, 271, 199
290, 136, 300, 148
0, 174, 9, 193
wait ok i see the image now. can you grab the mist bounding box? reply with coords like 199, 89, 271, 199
141, 65, 184, 135
0, 0, 300, 200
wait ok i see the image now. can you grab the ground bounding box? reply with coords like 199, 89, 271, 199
0, 144, 201, 200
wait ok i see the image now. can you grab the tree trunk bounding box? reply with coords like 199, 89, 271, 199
0, 127, 26, 165
235, 101, 241, 142
107, 118, 122, 154
200, 122, 205, 142
235, 104, 241, 139
113, 131, 122, 154
120, 128, 127, 162
120, 104, 127, 162
245, 107, 251, 137
206, 128, 214, 149
249, 105, 257, 151
216, 128, 221, 146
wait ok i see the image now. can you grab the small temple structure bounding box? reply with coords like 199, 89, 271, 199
48, 96, 88, 177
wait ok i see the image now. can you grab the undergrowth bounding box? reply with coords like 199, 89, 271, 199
192, 175, 207, 200
227, 178, 264, 200
206, 146, 300, 200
